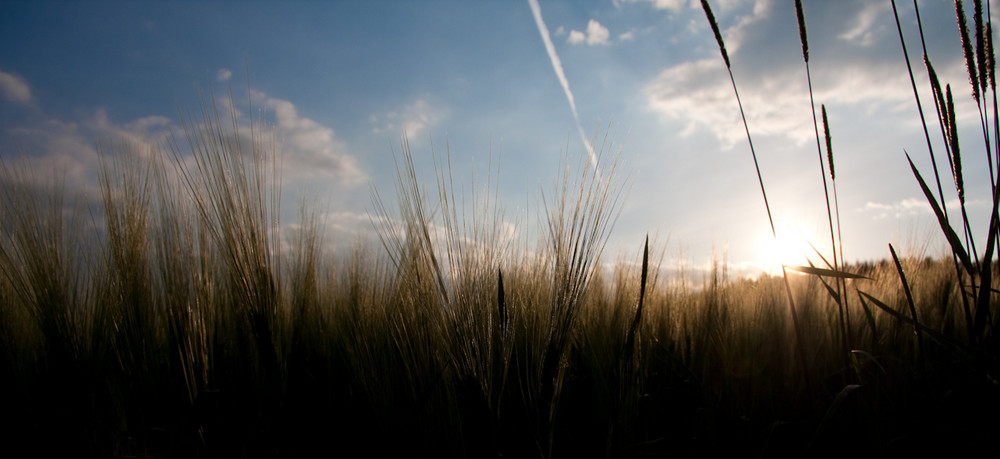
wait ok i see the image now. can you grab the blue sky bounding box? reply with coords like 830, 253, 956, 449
1, 0, 995, 277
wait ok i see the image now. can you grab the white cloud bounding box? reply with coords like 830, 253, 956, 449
859, 197, 983, 220
2, 108, 173, 206
568, 19, 611, 46
217, 68, 233, 82
322, 210, 379, 235
719, 0, 773, 56
585, 19, 610, 46
642, 0, 921, 148
555, 26, 566, 36
251, 90, 366, 186
619, 0, 759, 15
647, 0, 688, 13
619, 30, 636, 42
644, 56, 914, 148
615, 0, 689, 14
0, 70, 32, 104
371, 98, 444, 140
859, 198, 932, 219
0, 71, 365, 244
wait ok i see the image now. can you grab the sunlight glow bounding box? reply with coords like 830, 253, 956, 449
756, 223, 817, 276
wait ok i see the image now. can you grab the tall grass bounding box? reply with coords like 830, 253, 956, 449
1, 3, 999, 457
697, 0, 999, 454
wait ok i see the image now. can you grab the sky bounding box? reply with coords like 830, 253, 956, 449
0, 0, 996, 278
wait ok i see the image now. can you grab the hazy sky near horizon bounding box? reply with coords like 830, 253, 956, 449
0, 0, 995, 277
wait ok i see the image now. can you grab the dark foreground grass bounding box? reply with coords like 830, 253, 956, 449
2, 2, 1000, 458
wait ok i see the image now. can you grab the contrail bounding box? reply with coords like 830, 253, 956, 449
527, 0, 597, 168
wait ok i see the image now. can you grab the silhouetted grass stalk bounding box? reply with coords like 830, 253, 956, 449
795, 0, 849, 360
701, 0, 812, 395
894, 0, 982, 336
889, 243, 925, 367
892, 0, 1000, 348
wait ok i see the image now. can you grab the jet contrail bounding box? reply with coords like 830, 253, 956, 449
527, 0, 597, 167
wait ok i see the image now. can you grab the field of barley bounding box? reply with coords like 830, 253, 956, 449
1, 1, 998, 458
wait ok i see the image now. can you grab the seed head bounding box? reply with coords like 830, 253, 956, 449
795, 0, 809, 63
822, 105, 834, 180
956, 0, 981, 102
701, 0, 730, 68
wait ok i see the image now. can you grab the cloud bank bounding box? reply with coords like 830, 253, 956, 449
0, 72, 367, 210
642, 0, 932, 148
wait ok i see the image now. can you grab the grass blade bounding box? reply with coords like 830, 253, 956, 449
855, 291, 880, 349
784, 264, 867, 279
905, 152, 975, 275
857, 291, 983, 362
624, 235, 649, 359
889, 243, 924, 364
498, 267, 507, 334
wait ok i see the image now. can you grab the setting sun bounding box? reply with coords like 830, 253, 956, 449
756, 222, 824, 275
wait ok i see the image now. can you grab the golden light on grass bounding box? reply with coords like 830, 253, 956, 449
2, 2, 998, 456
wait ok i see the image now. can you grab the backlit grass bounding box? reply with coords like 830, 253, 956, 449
1, 2, 999, 458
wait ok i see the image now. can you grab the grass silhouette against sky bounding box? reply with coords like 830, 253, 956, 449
0, 0, 993, 274
2, 1, 999, 456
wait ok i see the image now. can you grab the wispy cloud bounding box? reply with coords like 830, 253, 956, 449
216, 68, 233, 82
859, 198, 932, 219
0, 69, 32, 104
370, 98, 444, 141
859, 197, 984, 220
526, 0, 595, 165
838, 2, 888, 47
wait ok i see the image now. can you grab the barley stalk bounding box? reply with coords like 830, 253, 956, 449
892, 0, 951, 217
701, 0, 729, 69
823, 105, 834, 181
795, 0, 809, 63
701, 0, 811, 397
958, 0, 982, 103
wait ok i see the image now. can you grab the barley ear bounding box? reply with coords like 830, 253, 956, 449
926, 57, 950, 141
822, 104, 834, 180
974, 0, 989, 93
946, 84, 966, 204
987, 21, 996, 89
795, 0, 809, 63
957, 0, 981, 102
700, 0, 730, 68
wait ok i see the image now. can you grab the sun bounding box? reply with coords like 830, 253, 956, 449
756, 223, 816, 276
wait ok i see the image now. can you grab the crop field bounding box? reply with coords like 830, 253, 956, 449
1, 1, 998, 458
